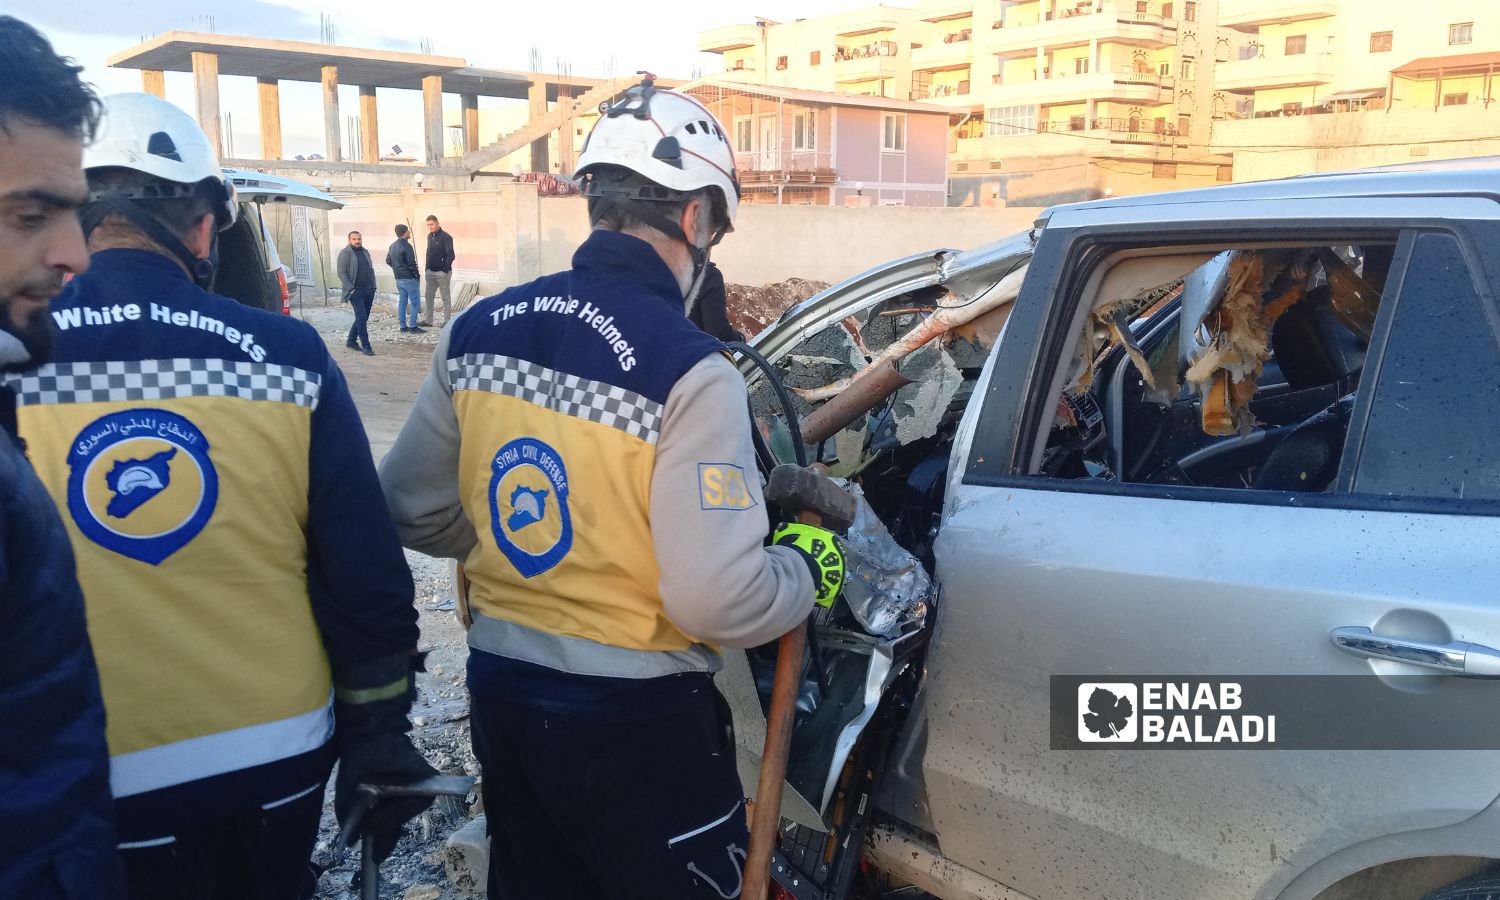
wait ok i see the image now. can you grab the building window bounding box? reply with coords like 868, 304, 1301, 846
793, 111, 816, 150
810, 50, 821, 65
882, 113, 907, 151
1184, 1, 1196, 21
776, 56, 788, 71
1181, 60, 1195, 80
1369, 31, 1392, 52
1443, 92, 1470, 106
1285, 34, 1307, 55
1075, 58, 1091, 74
1159, 61, 1171, 76
1449, 22, 1473, 45
1178, 114, 1190, 135
1161, 2, 1173, 18
986, 104, 1037, 137
735, 118, 752, 153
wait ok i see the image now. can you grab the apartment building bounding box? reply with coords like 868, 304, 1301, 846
1212, 2, 1500, 179
701, 1, 1239, 208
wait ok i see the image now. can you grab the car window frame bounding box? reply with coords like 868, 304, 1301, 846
961, 213, 1500, 517
1340, 223, 1500, 508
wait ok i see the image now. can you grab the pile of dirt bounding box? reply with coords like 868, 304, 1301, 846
725, 278, 830, 338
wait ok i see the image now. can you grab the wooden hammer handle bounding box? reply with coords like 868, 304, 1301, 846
742, 508, 822, 899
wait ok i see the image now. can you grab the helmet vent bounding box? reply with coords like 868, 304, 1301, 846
684, 123, 698, 135
651, 136, 684, 169
146, 131, 182, 162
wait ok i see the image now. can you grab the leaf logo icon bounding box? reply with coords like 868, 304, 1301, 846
1076, 683, 1138, 742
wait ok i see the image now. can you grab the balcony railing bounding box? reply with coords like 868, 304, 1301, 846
836, 40, 898, 61
912, 81, 973, 99
992, 68, 1175, 87
734, 150, 838, 183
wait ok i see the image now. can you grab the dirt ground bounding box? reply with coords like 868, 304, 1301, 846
298, 298, 478, 900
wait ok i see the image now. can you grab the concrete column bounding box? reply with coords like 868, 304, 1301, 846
190, 51, 222, 156
257, 78, 283, 160
527, 81, 550, 173
461, 94, 480, 154
321, 65, 342, 162
359, 86, 379, 164
141, 69, 166, 98
1036, 46, 1046, 79
1090, 38, 1101, 73
422, 75, 444, 165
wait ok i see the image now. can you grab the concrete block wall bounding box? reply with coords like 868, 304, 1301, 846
331, 185, 1041, 300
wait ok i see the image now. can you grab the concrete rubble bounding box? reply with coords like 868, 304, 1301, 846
443, 814, 490, 896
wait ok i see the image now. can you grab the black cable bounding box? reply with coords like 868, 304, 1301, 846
725, 340, 807, 468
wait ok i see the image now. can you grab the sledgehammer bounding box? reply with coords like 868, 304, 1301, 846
744, 465, 857, 900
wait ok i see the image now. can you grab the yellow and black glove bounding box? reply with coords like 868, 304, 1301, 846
772, 522, 846, 609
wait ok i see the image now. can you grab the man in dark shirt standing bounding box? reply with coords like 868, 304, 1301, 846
420, 214, 454, 327
337, 229, 376, 355
0, 16, 124, 898
386, 223, 422, 334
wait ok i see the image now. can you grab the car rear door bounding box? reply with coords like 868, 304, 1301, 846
924, 196, 1500, 900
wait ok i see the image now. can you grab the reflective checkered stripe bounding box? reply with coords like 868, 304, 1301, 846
448, 353, 663, 444
3, 359, 322, 410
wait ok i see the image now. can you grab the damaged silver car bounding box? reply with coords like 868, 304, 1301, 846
726, 159, 1500, 900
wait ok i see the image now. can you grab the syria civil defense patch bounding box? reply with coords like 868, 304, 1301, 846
67, 409, 219, 565
489, 437, 573, 578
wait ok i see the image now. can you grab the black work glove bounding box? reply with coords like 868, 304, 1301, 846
334, 731, 439, 863
332, 652, 438, 863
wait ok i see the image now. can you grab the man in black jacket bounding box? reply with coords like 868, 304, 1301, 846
337, 229, 376, 355
420, 214, 454, 326
0, 16, 124, 898
386, 224, 422, 334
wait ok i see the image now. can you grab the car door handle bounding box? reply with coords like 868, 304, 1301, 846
1331, 626, 1500, 678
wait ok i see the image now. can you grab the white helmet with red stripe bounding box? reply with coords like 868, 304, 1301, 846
574, 75, 741, 228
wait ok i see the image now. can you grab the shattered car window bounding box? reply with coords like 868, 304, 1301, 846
1040, 242, 1392, 491
730, 252, 1025, 852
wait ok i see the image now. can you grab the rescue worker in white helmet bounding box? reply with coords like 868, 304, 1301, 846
2, 91, 437, 898
380, 75, 843, 898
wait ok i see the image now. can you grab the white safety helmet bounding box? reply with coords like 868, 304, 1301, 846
574, 75, 741, 230
84, 92, 237, 231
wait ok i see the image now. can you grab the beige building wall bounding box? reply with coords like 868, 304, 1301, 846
704, 0, 1239, 205
1213, 102, 1500, 182
1213, 1, 1499, 178
1215, 0, 1497, 114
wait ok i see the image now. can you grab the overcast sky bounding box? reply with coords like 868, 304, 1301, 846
13, 0, 872, 160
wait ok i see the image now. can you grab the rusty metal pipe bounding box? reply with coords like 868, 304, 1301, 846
798, 359, 914, 447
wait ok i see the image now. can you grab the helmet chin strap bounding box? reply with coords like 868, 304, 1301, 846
681, 244, 713, 317
81, 193, 218, 290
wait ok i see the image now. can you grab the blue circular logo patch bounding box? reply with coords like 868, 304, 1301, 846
66, 409, 218, 566
489, 437, 573, 578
